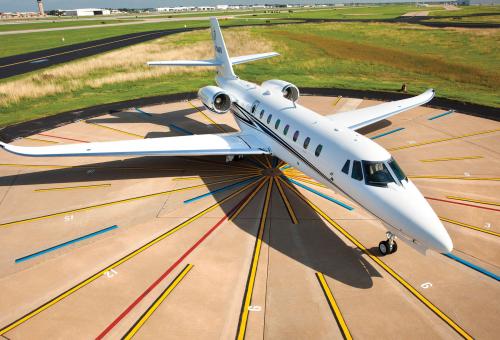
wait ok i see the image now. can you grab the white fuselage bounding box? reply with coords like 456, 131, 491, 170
219, 76, 453, 254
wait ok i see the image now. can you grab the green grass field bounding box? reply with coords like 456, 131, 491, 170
0, 18, 290, 58
0, 20, 498, 127
0, 19, 140, 32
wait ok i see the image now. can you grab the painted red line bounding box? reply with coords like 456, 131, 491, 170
426, 197, 500, 212
38, 133, 89, 143
95, 188, 255, 339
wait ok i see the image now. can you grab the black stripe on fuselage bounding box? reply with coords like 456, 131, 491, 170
232, 102, 334, 185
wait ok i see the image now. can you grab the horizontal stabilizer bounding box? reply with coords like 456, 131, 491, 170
147, 52, 279, 68
230, 52, 280, 65
147, 59, 222, 67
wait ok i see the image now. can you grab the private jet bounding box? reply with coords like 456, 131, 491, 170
0, 18, 453, 256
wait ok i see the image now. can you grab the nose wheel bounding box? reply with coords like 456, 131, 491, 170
379, 232, 398, 256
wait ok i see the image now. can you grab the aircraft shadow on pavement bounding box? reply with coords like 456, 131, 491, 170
87, 106, 238, 137
0, 155, 380, 289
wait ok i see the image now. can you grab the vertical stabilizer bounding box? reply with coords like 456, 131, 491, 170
210, 17, 236, 80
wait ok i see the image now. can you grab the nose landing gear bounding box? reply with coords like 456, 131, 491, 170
379, 231, 398, 256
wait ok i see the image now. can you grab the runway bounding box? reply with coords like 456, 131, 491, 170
0, 95, 498, 339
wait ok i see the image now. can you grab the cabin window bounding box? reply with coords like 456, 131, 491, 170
351, 161, 363, 181
293, 131, 299, 142
275, 119, 281, 129
267, 114, 272, 124
284, 125, 290, 135
388, 157, 407, 182
251, 101, 259, 114
341, 160, 350, 174
303, 137, 310, 149
315, 144, 323, 157
362, 160, 395, 187
260, 110, 265, 119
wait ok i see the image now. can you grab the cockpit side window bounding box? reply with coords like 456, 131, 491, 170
388, 157, 407, 182
341, 160, 350, 174
362, 160, 395, 187
351, 161, 363, 181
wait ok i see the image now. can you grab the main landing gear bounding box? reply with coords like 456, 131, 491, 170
379, 231, 398, 256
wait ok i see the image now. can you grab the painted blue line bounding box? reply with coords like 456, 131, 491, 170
444, 253, 499, 281
169, 124, 194, 135
184, 177, 259, 204
283, 176, 354, 211
281, 165, 292, 170
428, 110, 454, 121
15, 225, 119, 263
370, 127, 405, 140
135, 107, 153, 117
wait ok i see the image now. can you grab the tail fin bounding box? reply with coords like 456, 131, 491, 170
210, 17, 236, 79
147, 17, 279, 80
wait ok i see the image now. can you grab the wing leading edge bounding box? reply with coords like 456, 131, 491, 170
327, 89, 435, 130
0, 133, 269, 157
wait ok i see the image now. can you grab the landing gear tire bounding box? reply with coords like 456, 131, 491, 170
379, 241, 389, 256
378, 240, 398, 256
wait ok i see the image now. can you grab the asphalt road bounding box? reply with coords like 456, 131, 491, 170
0, 28, 193, 79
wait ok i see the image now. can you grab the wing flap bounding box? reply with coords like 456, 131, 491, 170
328, 89, 435, 130
0, 133, 269, 158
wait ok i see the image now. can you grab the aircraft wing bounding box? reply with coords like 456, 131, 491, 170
327, 89, 435, 130
0, 133, 270, 157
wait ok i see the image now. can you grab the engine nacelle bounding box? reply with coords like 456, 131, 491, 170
198, 86, 232, 114
261, 79, 299, 102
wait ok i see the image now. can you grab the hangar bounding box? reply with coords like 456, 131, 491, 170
62, 8, 111, 16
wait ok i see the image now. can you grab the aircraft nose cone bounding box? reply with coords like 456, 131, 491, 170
427, 221, 453, 253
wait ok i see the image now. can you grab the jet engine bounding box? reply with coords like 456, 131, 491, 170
198, 86, 232, 114
261, 79, 299, 102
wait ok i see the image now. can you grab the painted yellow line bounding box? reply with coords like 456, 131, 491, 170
287, 175, 328, 188
34, 183, 111, 192
86, 122, 144, 138
188, 101, 226, 133
0, 31, 163, 69
23, 137, 59, 144
316, 272, 352, 340
279, 177, 473, 340
264, 156, 273, 169
389, 128, 500, 151
250, 155, 269, 169
332, 96, 342, 107
230, 179, 267, 221
274, 177, 298, 224
236, 177, 273, 340
409, 175, 500, 181
446, 196, 500, 207
0, 180, 258, 336
172, 173, 261, 181
123, 264, 194, 340
0, 176, 249, 229
440, 217, 500, 238
420, 156, 483, 163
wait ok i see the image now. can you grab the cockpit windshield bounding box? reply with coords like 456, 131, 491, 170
362, 160, 395, 187
388, 157, 407, 182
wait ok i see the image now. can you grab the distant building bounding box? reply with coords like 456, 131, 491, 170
37, 0, 45, 16
62, 8, 111, 16
458, 0, 498, 4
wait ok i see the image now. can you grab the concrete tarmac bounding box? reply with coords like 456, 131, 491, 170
0, 96, 498, 339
